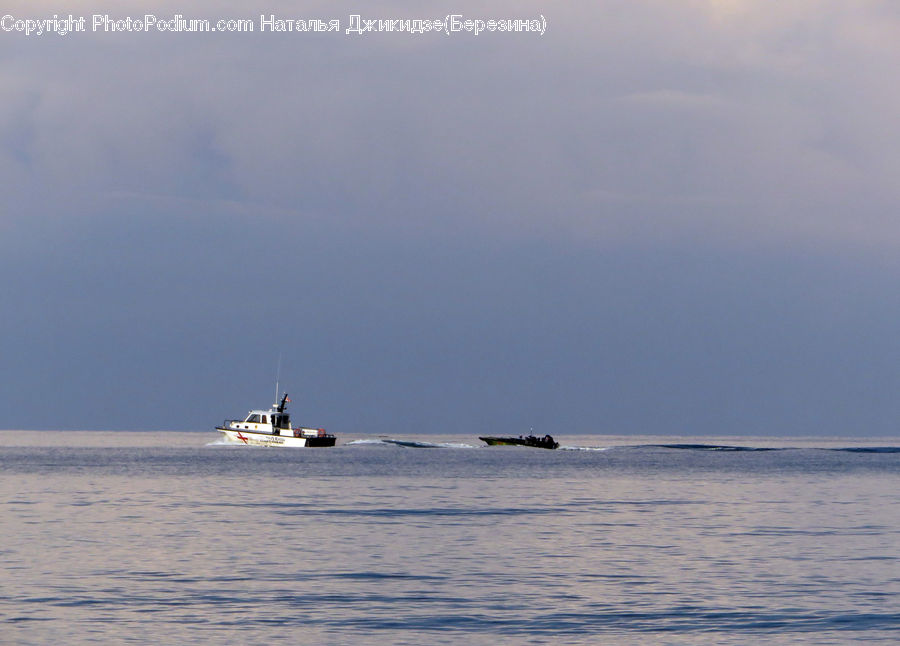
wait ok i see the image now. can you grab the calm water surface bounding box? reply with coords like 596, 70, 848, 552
1, 431, 899, 644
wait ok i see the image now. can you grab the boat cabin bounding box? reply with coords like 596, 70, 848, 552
222, 393, 328, 439
237, 409, 292, 435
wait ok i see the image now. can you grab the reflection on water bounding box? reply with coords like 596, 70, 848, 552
1, 431, 899, 644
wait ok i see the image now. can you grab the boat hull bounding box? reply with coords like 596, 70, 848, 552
304, 435, 337, 447
217, 427, 335, 447
479, 436, 559, 450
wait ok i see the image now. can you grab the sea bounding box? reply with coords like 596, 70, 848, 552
2, 431, 899, 645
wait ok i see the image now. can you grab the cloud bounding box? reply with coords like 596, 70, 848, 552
4, 1, 900, 249
4, 1, 900, 433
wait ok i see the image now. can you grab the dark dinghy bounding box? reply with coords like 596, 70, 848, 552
479, 434, 559, 450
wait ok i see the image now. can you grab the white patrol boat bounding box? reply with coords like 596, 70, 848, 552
216, 393, 336, 447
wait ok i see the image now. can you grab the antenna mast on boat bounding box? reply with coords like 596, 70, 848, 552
274, 353, 282, 406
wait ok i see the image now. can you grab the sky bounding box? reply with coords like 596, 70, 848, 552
3, 0, 900, 435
